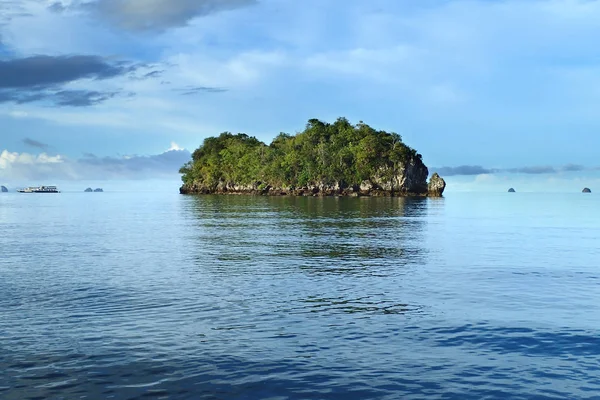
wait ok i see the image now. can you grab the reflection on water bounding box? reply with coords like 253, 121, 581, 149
2, 193, 600, 399
184, 196, 430, 278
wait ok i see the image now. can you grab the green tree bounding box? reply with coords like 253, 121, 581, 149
179, 118, 425, 194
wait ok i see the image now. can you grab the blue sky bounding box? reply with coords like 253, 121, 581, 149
1, 0, 600, 191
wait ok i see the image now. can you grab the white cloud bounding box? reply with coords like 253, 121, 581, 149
0, 150, 64, 169
8, 110, 28, 118
304, 45, 419, 82
168, 142, 184, 151
0, 147, 191, 181
167, 50, 286, 89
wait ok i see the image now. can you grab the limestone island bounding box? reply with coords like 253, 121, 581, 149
180, 118, 446, 197
85, 188, 93, 192
94, 188, 104, 192
508, 188, 516, 193
1, 186, 8, 193
583, 188, 592, 193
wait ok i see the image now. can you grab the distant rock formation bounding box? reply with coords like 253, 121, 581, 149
84, 188, 93, 192
1, 186, 7, 193
508, 188, 516, 193
94, 188, 104, 192
428, 173, 446, 197
583, 188, 592, 193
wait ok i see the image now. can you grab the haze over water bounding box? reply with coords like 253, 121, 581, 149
1, 192, 599, 399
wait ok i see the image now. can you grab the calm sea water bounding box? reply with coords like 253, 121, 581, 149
1, 191, 599, 399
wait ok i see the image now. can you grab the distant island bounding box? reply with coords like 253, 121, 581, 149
508, 188, 516, 193
180, 118, 446, 197
1, 186, 7, 193
85, 188, 104, 192
583, 188, 592, 193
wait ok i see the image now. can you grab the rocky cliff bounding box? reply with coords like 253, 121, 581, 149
180, 158, 445, 197
428, 173, 446, 197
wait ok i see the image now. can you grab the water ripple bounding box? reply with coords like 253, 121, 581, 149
1, 193, 600, 399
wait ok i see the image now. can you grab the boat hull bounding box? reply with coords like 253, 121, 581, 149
18, 186, 60, 193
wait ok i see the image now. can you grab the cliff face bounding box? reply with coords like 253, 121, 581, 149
180, 157, 445, 197
428, 173, 446, 196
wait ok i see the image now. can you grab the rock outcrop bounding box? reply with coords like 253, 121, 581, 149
583, 188, 592, 193
1, 186, 7, 193
181, 163, 446, 197
508, 188, 516, 193
427, 173, 446, 197
84, 188, 93, 192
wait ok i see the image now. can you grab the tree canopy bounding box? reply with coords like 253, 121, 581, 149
180, 117, 423, 191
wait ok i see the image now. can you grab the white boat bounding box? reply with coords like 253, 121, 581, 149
18, 186, 60, 193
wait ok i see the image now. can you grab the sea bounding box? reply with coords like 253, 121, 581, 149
1, 190, 599, 399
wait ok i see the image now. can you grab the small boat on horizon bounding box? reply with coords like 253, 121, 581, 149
17, 186, 60, 193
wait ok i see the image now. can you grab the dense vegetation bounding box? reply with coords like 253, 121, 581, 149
180, 117, 424, 192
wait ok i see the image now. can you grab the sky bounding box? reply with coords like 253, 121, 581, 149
1, 0, 600, 191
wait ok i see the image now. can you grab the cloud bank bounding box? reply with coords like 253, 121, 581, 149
0, 55, 137, 107
0, 55, 127, 88
434, 164, 596, 176
0, 145, 191, 181
435, 165, 498, 176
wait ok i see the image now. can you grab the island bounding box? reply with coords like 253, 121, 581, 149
583, 188, 592, 193
94, 188, 104, 192
508, 188, 516, 193
85, 188, 93, 192
1, 186, 7, 193
180, 118, 446, 197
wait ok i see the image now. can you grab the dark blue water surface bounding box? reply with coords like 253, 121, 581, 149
1, 192, 600, 399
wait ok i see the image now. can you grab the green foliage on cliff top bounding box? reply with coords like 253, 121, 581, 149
180, 117, 423, 189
